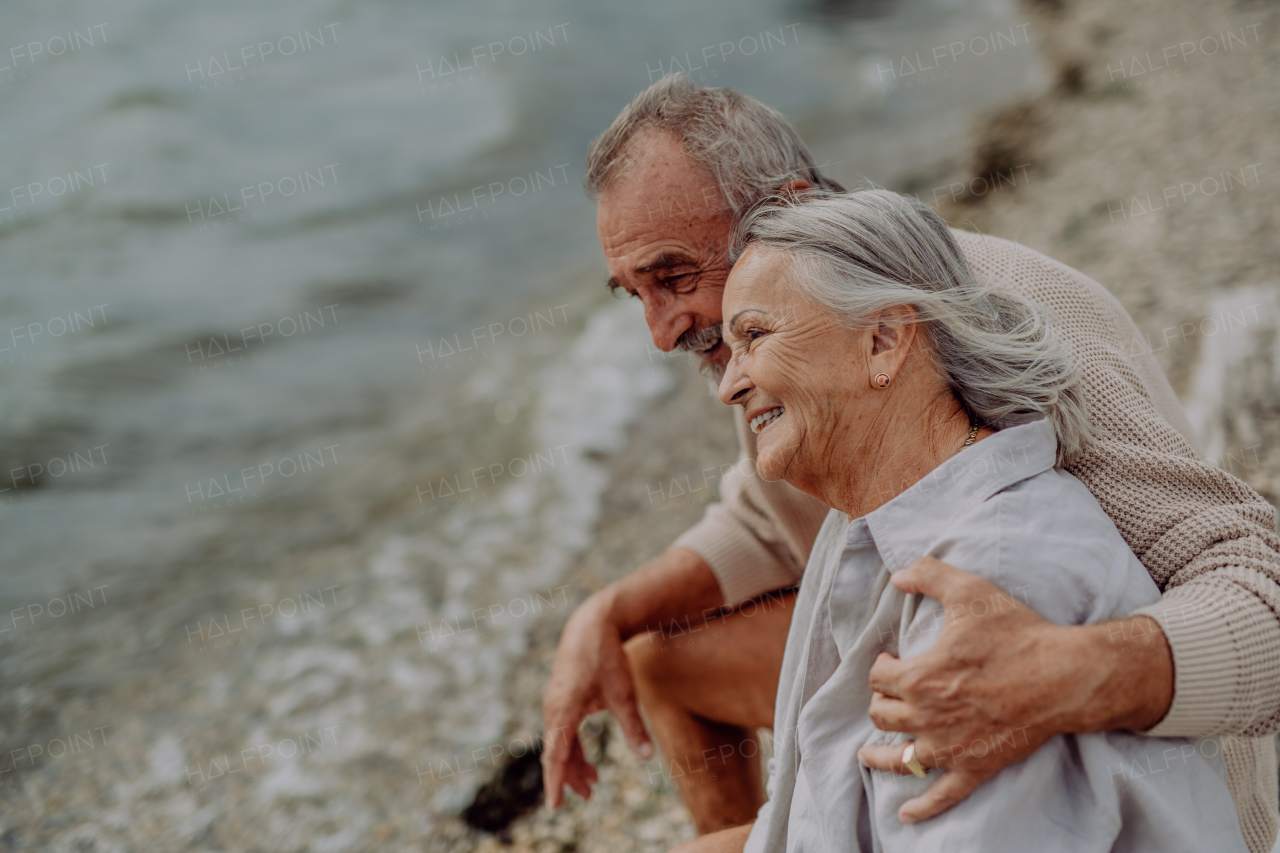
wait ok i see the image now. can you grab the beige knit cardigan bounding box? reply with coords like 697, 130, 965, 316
673, 230, 1280, 853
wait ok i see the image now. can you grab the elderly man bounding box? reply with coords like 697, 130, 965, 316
541, 75, 1280, 853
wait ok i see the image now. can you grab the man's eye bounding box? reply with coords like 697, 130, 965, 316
660, 273, 696, 291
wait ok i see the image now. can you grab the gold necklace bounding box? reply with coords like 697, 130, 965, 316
962, 420, 980, 447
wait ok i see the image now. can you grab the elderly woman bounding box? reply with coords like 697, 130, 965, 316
704, 191, 1246, 852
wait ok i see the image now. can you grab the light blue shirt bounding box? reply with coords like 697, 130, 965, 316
746, 416, 1247, 853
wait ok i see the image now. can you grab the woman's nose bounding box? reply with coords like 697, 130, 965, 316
717, 354, 753, 406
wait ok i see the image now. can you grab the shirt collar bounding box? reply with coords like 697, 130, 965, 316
860, 416, 1058, 573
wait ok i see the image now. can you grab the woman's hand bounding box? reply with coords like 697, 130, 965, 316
857, 556, 1173, 823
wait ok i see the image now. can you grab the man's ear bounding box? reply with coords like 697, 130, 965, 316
778, 179, 815, 200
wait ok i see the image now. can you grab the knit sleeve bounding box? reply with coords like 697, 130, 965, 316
956, 229, 1280, 737
1074, 439, 1280, 736
674, 412, 830, 606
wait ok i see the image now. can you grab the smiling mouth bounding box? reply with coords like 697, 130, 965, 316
750, 407, 785, 434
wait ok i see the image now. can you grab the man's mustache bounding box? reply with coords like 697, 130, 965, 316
676, 324, 726, 380
676, 323, 723, 355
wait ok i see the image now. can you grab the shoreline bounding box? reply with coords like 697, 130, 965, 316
444, 355, 736, 852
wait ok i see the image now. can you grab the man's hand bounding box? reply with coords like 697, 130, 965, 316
541, 547, 726, 809
857, 556, 1173, 824
541, 590, 653, 808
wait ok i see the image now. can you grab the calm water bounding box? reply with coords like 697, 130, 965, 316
0, 0, 1045, 844
0, 0, 1044, 599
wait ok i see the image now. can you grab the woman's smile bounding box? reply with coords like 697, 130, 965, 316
748, 406, 786, 434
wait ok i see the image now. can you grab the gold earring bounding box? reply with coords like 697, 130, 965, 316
873, 373, 891, 389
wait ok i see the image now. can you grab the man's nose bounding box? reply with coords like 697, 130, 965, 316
717, 354, 753, 406
642, 293, 692, 353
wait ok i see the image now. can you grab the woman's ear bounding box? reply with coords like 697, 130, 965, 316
867, 306, 919, 379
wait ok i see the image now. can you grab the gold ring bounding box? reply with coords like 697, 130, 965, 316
902, 742, 927, 778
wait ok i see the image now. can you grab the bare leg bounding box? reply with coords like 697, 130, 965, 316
624, 590, 795, 834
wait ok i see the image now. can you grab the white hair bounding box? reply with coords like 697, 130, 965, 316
731, 190, 1092, 467
585, 74, 844, 214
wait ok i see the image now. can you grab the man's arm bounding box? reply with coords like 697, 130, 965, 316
542, 546, 724, 808
857, 232, 1280, 828
858, 558, 1174, 822
961, 228, 1280, 737
543, 412, 827, 808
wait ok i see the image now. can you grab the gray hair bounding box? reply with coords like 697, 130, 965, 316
585, 74, 845, 215
731, 190, 1092, 467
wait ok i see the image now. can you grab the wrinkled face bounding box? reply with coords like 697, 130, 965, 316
596, 132, 735, 369
717, 247, 878, 485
